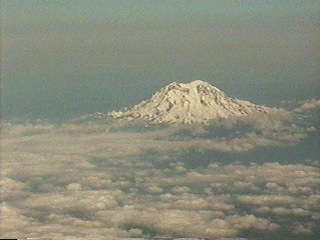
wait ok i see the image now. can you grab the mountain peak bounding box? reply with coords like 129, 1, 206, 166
109, 80, 270, 124
184, 79, 206, 86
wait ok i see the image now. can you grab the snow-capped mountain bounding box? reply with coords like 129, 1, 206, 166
109, 80, 270, 124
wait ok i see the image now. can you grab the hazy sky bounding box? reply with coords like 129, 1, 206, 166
2, 0, 319, 121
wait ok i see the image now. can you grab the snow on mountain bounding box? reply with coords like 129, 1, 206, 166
109, 80, 270, 124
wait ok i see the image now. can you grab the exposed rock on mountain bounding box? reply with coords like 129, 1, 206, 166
109, 80, 270, 124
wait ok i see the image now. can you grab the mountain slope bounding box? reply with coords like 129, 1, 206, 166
109, 80, 270, 124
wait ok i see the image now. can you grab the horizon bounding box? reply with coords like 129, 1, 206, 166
1, 0, 319, 122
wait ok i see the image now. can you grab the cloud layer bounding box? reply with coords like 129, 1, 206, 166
1, 107, 319, 238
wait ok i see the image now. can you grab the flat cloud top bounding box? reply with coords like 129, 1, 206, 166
1, 101, 319, 238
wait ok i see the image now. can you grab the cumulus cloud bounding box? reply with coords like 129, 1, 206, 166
295, 99, 320, 112
144, 108, 315, 155
1, 118, 319, 238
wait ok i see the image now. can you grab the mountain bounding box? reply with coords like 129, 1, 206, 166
108, 80, 270, 124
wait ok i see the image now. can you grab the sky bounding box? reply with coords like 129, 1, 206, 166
1, 0, 320, 121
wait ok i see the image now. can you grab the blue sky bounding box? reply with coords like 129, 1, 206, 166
2, 0, 319, 121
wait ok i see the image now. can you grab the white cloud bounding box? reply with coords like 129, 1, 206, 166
295, 99, 320, 112
1, 121, 319, 238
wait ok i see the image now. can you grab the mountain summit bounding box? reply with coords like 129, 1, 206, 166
109, 80, 270, 124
